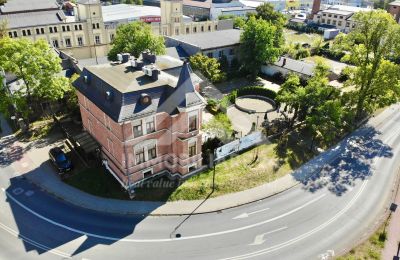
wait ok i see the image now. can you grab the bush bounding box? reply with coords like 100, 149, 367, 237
295, 48, 311, 59
272, 71, 285, 81
237, 86, 277, 100
219, 91, 237, 111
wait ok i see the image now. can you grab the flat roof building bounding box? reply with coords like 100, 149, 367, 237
165, 28, 241, 62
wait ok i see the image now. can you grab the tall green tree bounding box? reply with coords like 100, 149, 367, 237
233, 16, 246, 29
0, 37, 69, 119
189, 54, 226, 83
202, 113, 233, 142
0, 20, 7, 39
254, 3, 286, 47
276, 73, 303, 127
108, 21, 165, 60
254, 3, 286, 26
239, 16, 281, 79
337, 10, 400, 120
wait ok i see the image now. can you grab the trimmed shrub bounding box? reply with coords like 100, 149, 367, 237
237, 86, 277, 100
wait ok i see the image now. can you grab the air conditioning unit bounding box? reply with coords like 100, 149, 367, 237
142, 66, 153, 77
131, 59, 137, 68
83, 75, 90, 83
117, 53, 123, 62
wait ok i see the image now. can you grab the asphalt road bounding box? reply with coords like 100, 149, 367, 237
1, 104, 400, 260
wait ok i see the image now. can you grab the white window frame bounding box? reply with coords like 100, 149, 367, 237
188, 163, 197, 172
134, 139, 157, 165
77, 36, 83, 46
142, 167, 154, 179
188, 139, 197, 158
188, 110, 199, 132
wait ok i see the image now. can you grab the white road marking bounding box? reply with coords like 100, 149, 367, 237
249, 227, 288, 246
233, 208, 270, 220
220, 180, 368, 260
0, 222, 71, 258
1, 188, 325, 242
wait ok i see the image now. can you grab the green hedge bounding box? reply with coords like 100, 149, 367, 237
236, 86, 277, 100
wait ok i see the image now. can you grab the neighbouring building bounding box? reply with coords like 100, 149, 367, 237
261, 56, 337, 80
388, 1, 400, 23
0, 0, 233, 60
239, 0, 286, 11
312, 5, 372, 32
210, 1, 256, 20
321, 0, 373, 8
183, 0, 255, 21
0, 0, 110, 59
165, 28, 241, 63
73, 52, 205, 192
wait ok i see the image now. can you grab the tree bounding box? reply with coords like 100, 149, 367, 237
108, 21, 165, 60
338, 10, 400, 120
65, 74, 80, 113
233, 17, 246, 29
0, 37, 69, 120
276, 73, 303, 127
0, 20, 6, 39
202, 113, 233, 142
255, 3, 286, 27
189, 54, 226, 83
254, 3, 286, 47
239, 16, 281, 79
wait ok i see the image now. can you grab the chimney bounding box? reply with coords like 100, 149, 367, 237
311, 0, 321, 18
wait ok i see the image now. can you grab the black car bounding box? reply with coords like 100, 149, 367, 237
49, 147, 73, 174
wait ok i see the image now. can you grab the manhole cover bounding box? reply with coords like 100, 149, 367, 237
175, 234, 181, 238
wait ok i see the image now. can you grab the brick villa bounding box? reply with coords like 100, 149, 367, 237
73, 52, 205, 192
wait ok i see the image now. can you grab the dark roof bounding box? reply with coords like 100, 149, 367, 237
0, 10, 66, 29
159, 61, 204, 114
73, 56, 204, 122
271, 57, 315, 76
167, 29, 242, 50
0, 0, 59, 14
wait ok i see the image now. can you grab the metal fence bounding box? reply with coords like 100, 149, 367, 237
214, 131, 266, 162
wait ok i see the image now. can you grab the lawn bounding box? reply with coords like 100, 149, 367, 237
64, 137, 315, 202
336, 219, 387, 260
64, 167, 130, 200
168, 139, 315, 201
284, 29, 322, 45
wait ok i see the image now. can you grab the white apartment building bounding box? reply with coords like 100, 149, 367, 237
0, 0, 233, 59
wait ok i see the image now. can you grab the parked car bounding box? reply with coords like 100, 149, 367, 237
49, 147, 73, 174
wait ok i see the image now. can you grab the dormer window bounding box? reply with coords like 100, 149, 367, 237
105, 90, 113, 101
140, 93, 152, 106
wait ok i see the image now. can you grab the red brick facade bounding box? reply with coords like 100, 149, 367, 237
77, 91, 203, 186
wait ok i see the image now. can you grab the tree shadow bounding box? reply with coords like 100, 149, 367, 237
293, 126, 393, 196
0, 135, 24, 167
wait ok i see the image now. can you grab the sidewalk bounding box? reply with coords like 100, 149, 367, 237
382, 187, 400, 260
